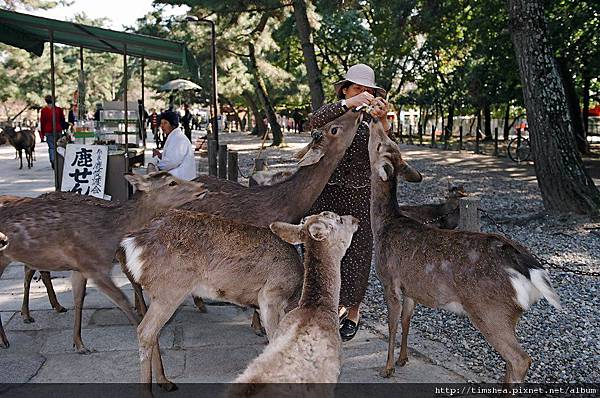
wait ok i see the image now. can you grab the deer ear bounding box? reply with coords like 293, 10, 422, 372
124, 173, 150, 192
307, 221, 330, 241
270, 222, 304, 244
146, 163, 158, 174
397, 161, 422, 183
297, 146, 324, 167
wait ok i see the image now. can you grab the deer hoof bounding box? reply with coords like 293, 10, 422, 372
55, 306, 67, 313
379, 367, 395, 378
76, 346, 95, 355
22, 316, 35, 324
396, 357, 408, 367
0, 339, 9, 349
158, 381, 178, 392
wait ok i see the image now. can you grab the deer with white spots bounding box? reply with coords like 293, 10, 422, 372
120, 208, 310, 389
368, 119, 561, 383
230, 212, 358, 393
0, 171, 207, 390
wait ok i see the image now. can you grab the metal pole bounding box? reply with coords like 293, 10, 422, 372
123, 46, 128, 167
141, 57, 146, 148
50, 30, 59, 190
493, 126, 499, 156
208, 20, 219, 146
79, 47, 84, 122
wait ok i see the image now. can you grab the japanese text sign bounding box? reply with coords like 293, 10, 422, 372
61, 144, 108, 199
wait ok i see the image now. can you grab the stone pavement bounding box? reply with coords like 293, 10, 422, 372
0, 132, 505, 387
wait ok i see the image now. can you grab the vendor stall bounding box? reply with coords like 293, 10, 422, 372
0, 9, 200, 200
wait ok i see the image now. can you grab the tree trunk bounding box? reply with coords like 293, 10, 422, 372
248, 43, 284, 146
507, 0, 600, 215
557, 58, 588, 154
503, 102, 510, 141
476, 109, 482, 138
243, 91, 266, 137
483, 103, 492, 140
445, 104, 454, 139
292, 0, 325, 111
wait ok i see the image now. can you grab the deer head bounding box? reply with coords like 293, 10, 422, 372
270, 211, 358, 254
368, 120, 422, 183
295, 111, 362, 167
123, 171, 208, 208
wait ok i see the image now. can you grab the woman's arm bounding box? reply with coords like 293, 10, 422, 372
306, 101, 347, 131
158, 136, 188, 171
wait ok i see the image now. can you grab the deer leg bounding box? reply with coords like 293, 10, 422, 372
26, 149, 32, 168
468, 310, 531, 384
91, 273, 176, 391
137, 297, 183, 387
257, 288, 286, 341
251, 309, 265, 337
0, 257, 10, 348
18, 149, 23, 169
397, 296, 415, 367
71, 271, 91, 354
21, 266, 36, 323
133, 281, 148, 317
192, 295, 207, 313
381, 284, 402, 378
40, 271, 66, 313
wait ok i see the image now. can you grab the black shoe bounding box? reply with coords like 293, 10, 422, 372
340, 318, 360, 342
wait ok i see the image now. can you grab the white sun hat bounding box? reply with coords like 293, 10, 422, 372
334, 64, 387, 98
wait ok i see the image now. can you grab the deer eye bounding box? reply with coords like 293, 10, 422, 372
169, 181, 178, 187
331, 127, 338, 135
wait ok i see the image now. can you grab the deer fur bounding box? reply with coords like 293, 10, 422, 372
0, 127, 35, 169
0, 195, 66, 324
0, 171, 206, 380
230, 212, 357, 394
398, 185, 467, 229
368, 120, 561, 383
120, 209, 309, 387
131, 111, 364, 324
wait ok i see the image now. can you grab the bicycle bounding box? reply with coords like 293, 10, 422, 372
507, 134, 531, 162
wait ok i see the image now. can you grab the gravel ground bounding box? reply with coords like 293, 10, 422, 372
201, 132, 600, 383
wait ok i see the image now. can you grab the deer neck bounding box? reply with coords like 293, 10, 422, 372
298, 244, 341, 314
260, 150, 344, 220
370, 171, 401, 236
118, 195, 163, 232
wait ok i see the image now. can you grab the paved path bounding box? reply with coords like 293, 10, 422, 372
3, 130, 597, 386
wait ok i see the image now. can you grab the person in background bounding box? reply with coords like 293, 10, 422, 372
67, 103, 76, 131
40, 95, 66, 169
93, 103, 103, 121
181, 103, 192, 142
151, 110, 195, 180
137, 99, 148, 142
148, 108, 162, 149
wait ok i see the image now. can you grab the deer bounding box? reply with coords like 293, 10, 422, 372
120, 209, 311, 390
0, 195, 67, 324
367, 118, 562, 383
0, 171, 207, 379
0, 127, 36, 169
398, 184, 467, 229
130, 110, 364, 322
230, 212, 358, 395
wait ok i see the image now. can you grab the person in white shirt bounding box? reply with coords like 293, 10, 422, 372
151, 110, 196, 180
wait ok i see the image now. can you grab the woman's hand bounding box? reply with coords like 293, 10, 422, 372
345, 91, 374, 109
370, 97, 391, 133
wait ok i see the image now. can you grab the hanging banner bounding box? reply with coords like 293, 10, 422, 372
61, 144, 108, 199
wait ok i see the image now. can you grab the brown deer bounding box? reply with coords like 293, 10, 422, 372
120, 209, 311, 389
131, 110, 364, 319
0, 195, 66, 324
398, 184, 467, 229
230, 212, 357, 394
0, 172, 207, 366
0, 127, 36, 169
368, 119, 561, 382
